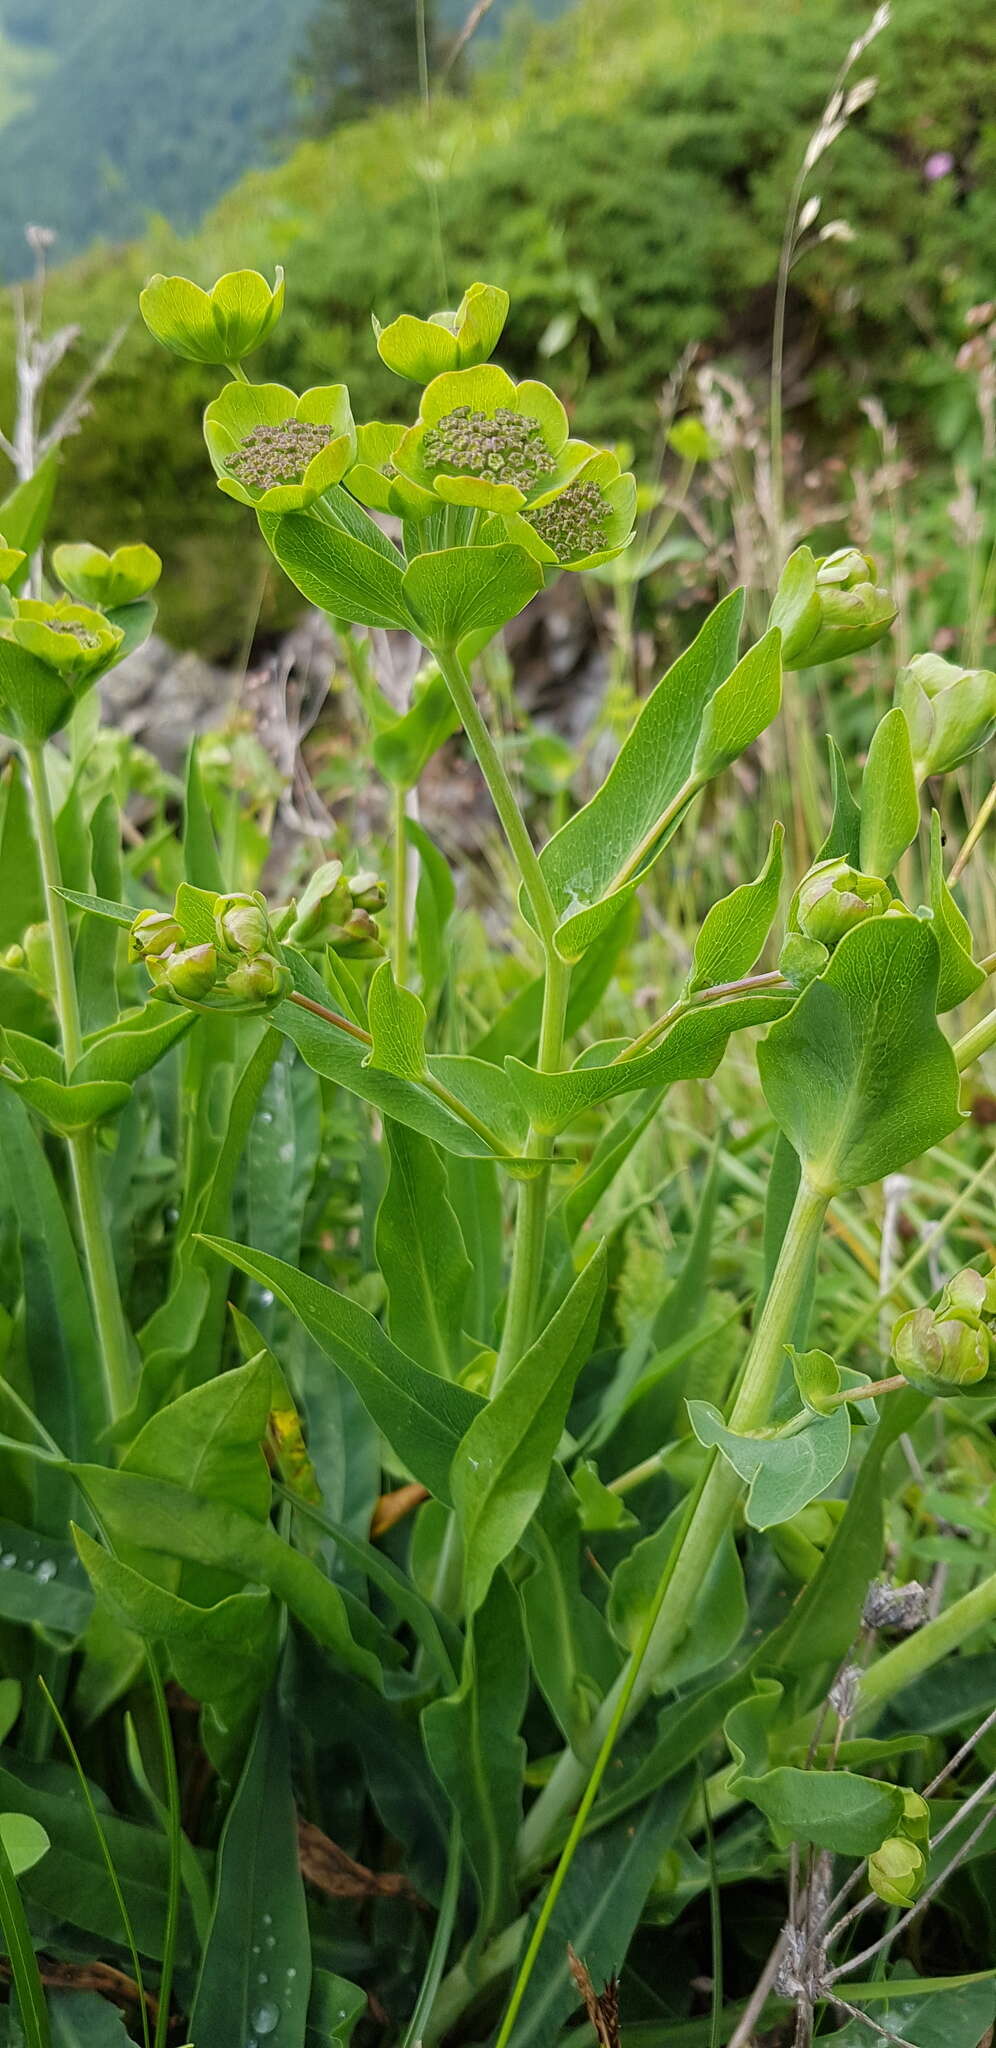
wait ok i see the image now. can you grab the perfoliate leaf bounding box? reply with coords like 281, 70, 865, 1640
365, 960, 428, 1080
687, 1397, 853, 1528
757, 915, 962, 1194
687, 822, 784, 994
859, 707, 920, 878
402, 543, 543, 648
725, 1680, 906, 1854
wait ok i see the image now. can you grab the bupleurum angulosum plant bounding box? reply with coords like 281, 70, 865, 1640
0, 262, 995, 2048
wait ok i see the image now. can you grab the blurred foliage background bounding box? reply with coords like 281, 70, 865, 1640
0, 0, 993, 657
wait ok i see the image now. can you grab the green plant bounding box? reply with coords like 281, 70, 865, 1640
1, 265, 996, 2048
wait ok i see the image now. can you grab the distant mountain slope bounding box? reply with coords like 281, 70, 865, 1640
0, 0, 572, 278
0, 0, 318, 275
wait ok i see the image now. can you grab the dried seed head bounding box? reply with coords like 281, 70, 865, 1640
227, 418, 332, 490
422, 405, 554, 492
527, 477, 609, 562
829, 1663, 861, 1719
863, 1578, 929, 1633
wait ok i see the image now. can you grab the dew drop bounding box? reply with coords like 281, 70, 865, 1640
251, 1945, 260, 1957
285, 1967, 297, 1982
259, 1110, 273, 1125
261, 1912, 273, 1927
251, 2003, 280, 2035
257, 1973, 268, 1986
0, 1553, 16, 1570
264, 1934, 275, 1949
258, 1288, 274, 1307
22, 1558, 34, 1571
35, 1560, 57, 1584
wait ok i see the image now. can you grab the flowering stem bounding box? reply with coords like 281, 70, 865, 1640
493, 946, 571, 1387
954, 1007, 996, 1071
22, 740, 133, 1428
433, 644, 560, 950
513, 1173, 828, 1880
614, 969, 789, 1067
392, 784, 409, 984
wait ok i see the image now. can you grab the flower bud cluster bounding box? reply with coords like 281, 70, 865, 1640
285, 860, 386, 958
129, 892, 290, 1013
892, 1265, 996, 1397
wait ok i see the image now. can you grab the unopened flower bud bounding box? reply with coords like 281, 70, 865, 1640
868, 1837, 925, 1908
1, 943, 25, 971
772, 544, 897, 670
348, 869, 387, 912
332, 908, 383, 958
944, 1267, 989, 1319
154, 942, 219, 1004
214, 891, 271, 958
896, 652, 996, 782
129, 908, 184, 963
23, 922, 54, 993
898, 1788, 930, 1846
220, 952, 290, 1006
892, 1301, 991, 1396
797, 859, 891, 948
287, 860, 350, 944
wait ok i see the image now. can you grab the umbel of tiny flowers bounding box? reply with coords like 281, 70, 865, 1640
204, 381, 357, 512
0, 597, 125, 743
771, 544, 897, 669
139, 267, 285, 367
390, 363, 596, 515
892, 1266, 996, 1397
374, 280, 510, 384
496, 449, 638, 573
52, 541, 162, 610
895, 652, 996, 783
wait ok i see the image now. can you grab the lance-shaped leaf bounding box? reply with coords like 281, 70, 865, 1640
533, 590, 745, 957
402, 543, 544, 648
687, 822, 784, 994
199, 1237, 482, 1501
190, 1691, 311, 2048
72, 1006, 195, 1086
690, 627, 782, 779
687, 1397, 853, 1529
725, 1681, 905, 1854
422, 1573, 529, 1940
452, 1243, 607, 1615
376, 1120, 472, 1378
365, 960, 429, 1080
927, 811, 986, 1013
757, 915, 963, 1195
506, 990, 793, 1133
859, 707, 920, 879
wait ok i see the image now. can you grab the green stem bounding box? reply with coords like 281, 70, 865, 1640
392, 783, 409, 984
400, 1819, 464, 2048
614, 971, 789, 1068
493, 948, 571, 1387
517, 1174, 828, 1870
434, 644, 559, 950
22, 740, 133, 1426
287, 989, 513, 1158
148, 1659, 182, 2048
954, 1007, 996, 1071
608, 774, 702, 897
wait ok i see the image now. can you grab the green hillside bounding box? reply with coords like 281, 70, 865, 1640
4, 0, 994, 652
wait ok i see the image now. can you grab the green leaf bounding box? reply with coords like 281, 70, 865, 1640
372, 667, 460, 787
608, 1500, 746, 1684
266, 508, 415, 631
506, 1774, 692, 2048
507, 991, 793, 1133
0, 1519, 93, 1636
191, 1691, 312, 2048
402, 543, 543, 649
819, 1979, 996, 2048
725, 1680, 905, 1854
48, 1992, 131, 2045
74, 1466, 383, 1688
690, 627, 782, 778
76, 793, 122, 1035
0, 1814, 49, 1877
519, 1467, 620, 1750
452, 1245, 607, 1615
183, 740, 224, 890
816, 735, 863, 866
0, 449, 59, 587
407, 815, 456, 1004
199, 1237, 482, 1502
859, 707, 920, 878
0, 1821, 50, 2048
687, 1397, 853, 1529
73, 1006, 195, 1087
757, 915, 963, 1194
789, 1345, 842, 1416
305, 1972, 366, 2048
365, 959, 428, 1079
376, 1121, 471, 1378
687, 823, 783, 993
56, 888, 134, 927
535, 589, 745, 943
927, 810, 986, 1013
422, 1571, 529, 1940
0, 1091, 104, 1459
0, 756, 44, 944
